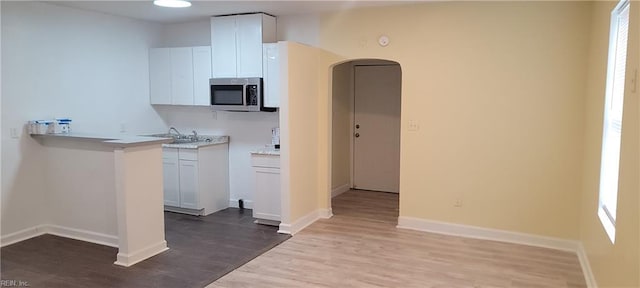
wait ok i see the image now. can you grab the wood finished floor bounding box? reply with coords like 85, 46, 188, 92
210, 190, 586, 288
1, 208, 290, 288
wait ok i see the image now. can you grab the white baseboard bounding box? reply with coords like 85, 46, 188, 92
277, 223, 292, 235
318, 208, 333, 219
1, 224, 118, 248
229, 199, 253, 209
114, 240, 168, 267
331, 184, 351, 198
278, 208, 332, 235
397, 216, 579, 252
398, 217, 601, 287
577, 243, 597, 288
0, 225, 48, 247
46, 225, 118, 248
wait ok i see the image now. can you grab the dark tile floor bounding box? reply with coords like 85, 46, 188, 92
1, 208, 290, 288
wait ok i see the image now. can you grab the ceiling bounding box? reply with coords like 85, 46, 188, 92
51, 1, 420, 24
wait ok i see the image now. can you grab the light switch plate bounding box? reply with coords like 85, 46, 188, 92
10, 127, 19, 139
408, 120, 420, 131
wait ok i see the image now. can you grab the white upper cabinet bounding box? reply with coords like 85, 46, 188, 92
171, 47, 195, 105
211, 16, 237, 78
149, 46, 212, 106
211, 13, 276, 78
263, 43, 280, 108
236, 14, 264, 78
192, 46, 212, 106
149, 48, 172, 105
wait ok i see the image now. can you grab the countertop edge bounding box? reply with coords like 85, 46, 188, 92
32, 133, 174, 148
250, 149, 281, 156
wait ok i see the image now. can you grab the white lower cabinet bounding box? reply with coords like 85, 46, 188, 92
162, 152, 180, 207
178, 159, 199, 210
251, 154, 281, 222
162, 144, 229, 216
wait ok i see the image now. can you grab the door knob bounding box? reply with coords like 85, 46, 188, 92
355, 133, 360, 138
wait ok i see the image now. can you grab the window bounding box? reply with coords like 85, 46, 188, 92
598, 0, 630, 243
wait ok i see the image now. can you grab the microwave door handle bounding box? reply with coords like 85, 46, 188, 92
243, 85, 248, 106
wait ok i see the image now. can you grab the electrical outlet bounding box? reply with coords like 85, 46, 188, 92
10, 127, 19, 139
408, 120, 420, 131
454, 199, 463, 208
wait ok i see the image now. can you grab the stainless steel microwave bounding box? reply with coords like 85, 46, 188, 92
210, 78, 276, 112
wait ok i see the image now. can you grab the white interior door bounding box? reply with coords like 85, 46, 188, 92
353, 65, 401, 193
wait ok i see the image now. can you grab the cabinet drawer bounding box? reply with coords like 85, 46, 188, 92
251, 154, 280, 168
178, 149, 198, 161
163, 148, 179, 160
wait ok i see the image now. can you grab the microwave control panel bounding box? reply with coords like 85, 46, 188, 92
246, 85, 258, 106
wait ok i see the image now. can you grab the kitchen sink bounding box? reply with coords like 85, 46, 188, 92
171, 138, 199, 144
145, 132, 217, 145
144, 133, 199, 144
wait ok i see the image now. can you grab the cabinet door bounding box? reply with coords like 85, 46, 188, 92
179, 159, 199, 210
162, 148, 180, 207
263, 44, 279, 108
211, 16, 237, 78
149, 48, 172, 105
253, 167, 281, 221
170, 47, 194, 105
236, 14, 263, 78
192, 46, 212, 106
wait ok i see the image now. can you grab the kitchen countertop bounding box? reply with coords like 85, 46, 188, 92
31, 132, 173, 148
162, 136, 229, 149
250, 147, 280, 156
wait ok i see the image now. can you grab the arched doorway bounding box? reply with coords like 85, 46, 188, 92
328, 59, 402, 221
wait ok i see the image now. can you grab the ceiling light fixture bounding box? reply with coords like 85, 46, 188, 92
153, 0, 191, 8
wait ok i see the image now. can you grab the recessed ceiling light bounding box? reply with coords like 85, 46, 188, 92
153, 0, 191, 8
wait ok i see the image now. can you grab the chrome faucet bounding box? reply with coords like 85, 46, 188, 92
168, 127, 182, 137
191, 130, 198, 141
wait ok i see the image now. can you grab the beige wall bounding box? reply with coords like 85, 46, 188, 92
318, 1, 591, 239
580, 2, 640, 287
283, 41, 319, 221
317, 51, 344, 212
282, 42, 343, 221
331, 63, 352, 190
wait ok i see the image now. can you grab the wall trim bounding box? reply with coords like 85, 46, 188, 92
278, 208, 332, 235
114, 240, 168, 267
0, 225, 48, 247
331, 184, 350, 198
1, 224, 118, 248
577, 243, 598, 288
398, 217, 599, 287
46, 225, 118, 248
229, 199, 254, 209
397, 216, 580, 252
318, 208, 333, 219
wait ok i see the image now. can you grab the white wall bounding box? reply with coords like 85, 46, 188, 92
0, 2, 4, 241
161, 19, 210, 47
43, 139, 118, 245
1, 2, 167, 239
